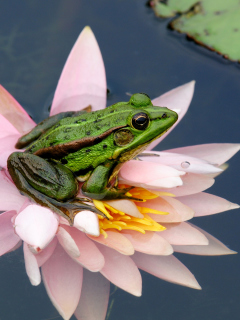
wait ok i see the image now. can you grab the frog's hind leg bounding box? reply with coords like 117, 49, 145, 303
7, 152, 104, 224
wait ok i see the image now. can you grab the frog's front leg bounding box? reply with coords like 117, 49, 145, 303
81, 162, 135, 200
7, 152, 104, 224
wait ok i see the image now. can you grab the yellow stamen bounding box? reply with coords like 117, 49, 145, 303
137, 206, 169, 215
93, 188, 168, 238
130, 187, 160, 200
93, 199, 113, 220
150, 191, 176, 197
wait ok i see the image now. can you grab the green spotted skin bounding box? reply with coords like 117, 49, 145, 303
7, 93, 178, 223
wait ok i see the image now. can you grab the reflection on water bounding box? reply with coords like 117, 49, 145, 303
0, 1, 239, 319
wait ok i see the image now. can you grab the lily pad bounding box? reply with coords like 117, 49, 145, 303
151, 0, 240, 61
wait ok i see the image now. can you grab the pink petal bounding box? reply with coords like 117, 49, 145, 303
137, 196, 194, 223
6, 239, 22, 253
121, 230, 173, 255
36, 237, 58, 267
75, 269, 110, 320
63, 225, 105, 272
0, 114, 20, 137
73, 210, 100, 236
0, 84, 35, 133
132, 251, 201, 289
147, 81, 195, 150
0, 171, 26, 212
173, 224, 236, 255
23, 242, 41, 286
97, 243, 142, 296
139, 151, 222, 175
0, 134, 20, 167
119, 160, 184, 189
14, 204, 59, 250
51, 26, 107, 115
42, 243, 83, 320
0, 210, 20, 255
160, 222, 209, 245
57, 226, 80, 258
88, 230, 134, 255
104, 199, 144, 218
166, 143, 240, 165
178, 192, 239, 217
154, 173, 215, 197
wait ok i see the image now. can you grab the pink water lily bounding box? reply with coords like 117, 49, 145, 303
0, 26, 239, 320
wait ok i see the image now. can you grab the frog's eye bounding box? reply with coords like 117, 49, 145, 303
131, 112, 150, 130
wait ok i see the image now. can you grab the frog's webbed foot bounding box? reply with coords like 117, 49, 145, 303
42, 196, 106, 225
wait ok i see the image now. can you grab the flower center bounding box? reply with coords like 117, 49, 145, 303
93, 187, 174, 238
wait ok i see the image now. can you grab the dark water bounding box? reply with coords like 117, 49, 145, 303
0, 1, 239, 319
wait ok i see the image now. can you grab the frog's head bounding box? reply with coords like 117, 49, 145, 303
112, 93, 178, 161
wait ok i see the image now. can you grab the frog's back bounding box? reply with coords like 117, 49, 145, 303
26, 103, 130, 155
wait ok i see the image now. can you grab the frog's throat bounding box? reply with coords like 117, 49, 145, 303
117, 128, 170, 163
32, 125, 126, 159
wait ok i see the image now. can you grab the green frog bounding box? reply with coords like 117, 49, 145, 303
7, 93, 178, 224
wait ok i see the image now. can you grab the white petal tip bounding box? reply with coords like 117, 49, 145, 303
134, 291, 142, 297
231, 203, 240, 210
30, 278, 41, 286
193, 283, 202, 290
73, 211, 100, 236
228, 250, 237, 255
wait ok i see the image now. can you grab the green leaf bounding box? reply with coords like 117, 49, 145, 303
151, 0, 240, 61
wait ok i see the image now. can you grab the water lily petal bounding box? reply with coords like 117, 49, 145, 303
167, 143, 240, 166
173, 224, 236, 255
7, 240, 22, 253
88, 230, 134, 255
147, 81, 195, 150
0, 210, 20, 255
14, 204, 59, 250
97, 243, 142, 296
104, 199, 143, 218
73, 210, 100, 236
57, 226, 80, 258
0, 134, 21, 167
0, 114, 20, 138
42, 242, 83, 320
75, 269, 110, 320
119, 160, 184, 189
23, 242, 41, 286
137, 196, 194, 223
51, 26, 106, 115
36, 237, 58, 267
160, 222, 209, 245
154, 173, 214, 197
63, 225, 105, 272
122, 230, 173, 255
139, 151, 222, 174
0, 84, 35, 133
0, 171, 26, 212
178, 192, 239, 217
132, 251, 201, 290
